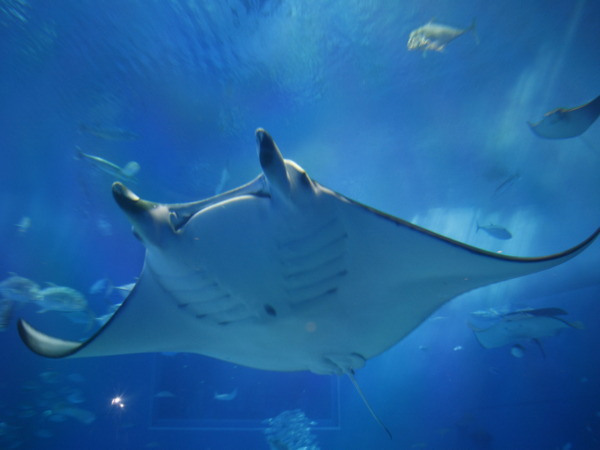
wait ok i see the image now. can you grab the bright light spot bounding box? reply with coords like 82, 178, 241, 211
111, 396, 125, 409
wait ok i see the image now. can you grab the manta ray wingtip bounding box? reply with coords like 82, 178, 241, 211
255, 129, 289, 192
18, 319, 83, 358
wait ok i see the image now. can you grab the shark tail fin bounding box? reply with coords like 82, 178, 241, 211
347, 370, 392, 440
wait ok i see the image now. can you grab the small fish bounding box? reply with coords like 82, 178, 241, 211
510, 344, 525, 358
476, 223, 512, 240
214, 387, 238, 401
492, 173, 521, 197
407, 19, 478, 52
38, 285, 89, 313
66, 389, 85, 404
114, 283, 135, 298
0, 273, 42, 303
154, 390, 176, 398
52, 405, 96, 424
39, 370, 61, 384
15, 216, 31, 234
46, 412, 67, 422
96, 217, 113, 236
67, 373, 85, 383
79, 123, 139, 141
76, 147, 140, 182
470, 308, 502, 319
89, 278, 114, 298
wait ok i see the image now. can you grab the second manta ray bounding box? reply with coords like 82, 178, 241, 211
468, 308, 584, 355
529, 95, 600, 139
19, 130, 599, 374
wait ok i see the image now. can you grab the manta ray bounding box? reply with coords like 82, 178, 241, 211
529, 95, 600, 139
18, 129, 598, 424
468, 307, 584, 356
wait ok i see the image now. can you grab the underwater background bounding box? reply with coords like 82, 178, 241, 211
1, 0, 599, 449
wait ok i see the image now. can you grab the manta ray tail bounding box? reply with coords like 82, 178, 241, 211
348, 370, 392, 440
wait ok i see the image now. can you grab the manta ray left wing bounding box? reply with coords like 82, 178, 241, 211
18, 129, 600, 378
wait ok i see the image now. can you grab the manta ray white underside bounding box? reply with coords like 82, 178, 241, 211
18, 129, 599, 376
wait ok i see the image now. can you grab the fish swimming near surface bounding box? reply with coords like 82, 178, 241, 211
529, 95, 600, 139
476, 223, 512, 240
407, 19, 478, 52
468, 307, 584, 356
17, 130, 599, 436
76, 148, 140, 182
214, 387, 238, 401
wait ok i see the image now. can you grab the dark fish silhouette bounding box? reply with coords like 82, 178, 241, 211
476, 223, 512, 240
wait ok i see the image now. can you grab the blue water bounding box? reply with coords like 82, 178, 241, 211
1, 1, 599, 449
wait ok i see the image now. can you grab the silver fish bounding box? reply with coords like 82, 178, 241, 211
76, 148, 140, 182
408, 19, 478, 52
214, 388, 238, 401
0, 273, 42, 303
38, 285, 89, 313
